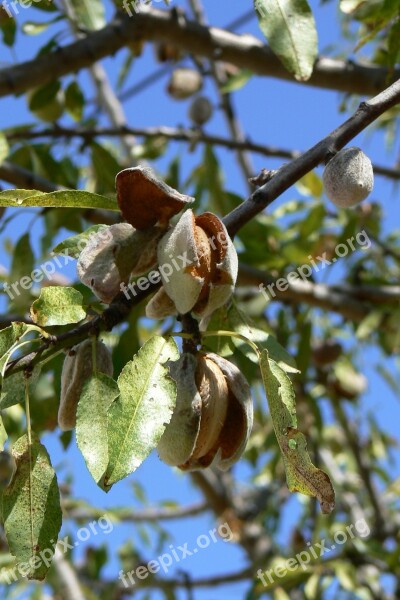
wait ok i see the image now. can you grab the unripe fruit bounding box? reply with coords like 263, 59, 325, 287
148, 209, 238, 318
188, 96, 213, 126
322, 147, 374, 208
167, 68, 203, 100
77, 223, 163, 304
157, 352, 253, 471
312, 340, 342, 367
58, 339, 113, 431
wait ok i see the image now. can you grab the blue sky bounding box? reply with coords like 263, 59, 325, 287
0, 1, 399, 599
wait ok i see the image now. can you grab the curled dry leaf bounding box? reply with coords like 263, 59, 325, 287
157, 352, 253, 471
150, 209, 238, 318
77, 223, 163, 303
116, 165, 194, 230
58, 339, 113, 431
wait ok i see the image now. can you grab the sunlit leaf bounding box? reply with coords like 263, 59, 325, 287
52, 224, 109, 259
69, 0, 106, 31
103, 336, 179, 490
0, 190, 118, 211
30, 287, 86, 326
260, 350, 335, 513
0, 131, 9, 165
76, 374, 120, 485
255, 0, 318, 81
2, 434, 62, 580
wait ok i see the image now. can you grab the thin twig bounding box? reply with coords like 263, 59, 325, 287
6, 125, 400, 181
188, 0, 255, 189
63, 500, 208, 522
224, 78, 400, 236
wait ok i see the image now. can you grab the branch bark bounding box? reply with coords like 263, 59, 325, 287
224, 78, 400, 236
63, 500, 208, 523
0, 8, 399, 100
7, 125, 400, 181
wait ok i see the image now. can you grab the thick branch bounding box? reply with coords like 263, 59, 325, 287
0, 9, 399, 99
224, 78, 400, 236
238, 264, 400, 324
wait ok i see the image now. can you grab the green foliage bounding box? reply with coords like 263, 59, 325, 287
0, 0, 398, 597
1, 434, 62, 580
255, 0, 318, 80
103, 336, 179, 490
76, 373, 120, 485
0, 189, 118, 210
30, 287, 86, 326
260, 351, 335, 514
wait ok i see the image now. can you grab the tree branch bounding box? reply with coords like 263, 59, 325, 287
188, 0, 255, 189
0, 160, 65, 192
7, 125, 400, 181
224, 78, 400, 236
3, 79, 400, 379
238, 263, 400, 324
63, 500, 208, 523
53, 547, 87, 600
0, 8, 399, 100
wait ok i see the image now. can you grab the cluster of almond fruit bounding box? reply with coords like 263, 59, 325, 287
58, 167, 253, 471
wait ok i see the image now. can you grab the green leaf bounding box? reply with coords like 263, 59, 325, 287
91, 142, 121, 193
0, 322, 41, 378
0, 131, 9, 165
28, 81, 61, 111
8, 233, 35, 309
220, 69, 253, 93
229, 303, 299, 373
0, 12, 17, 47
65, 81, 85, 121
296, 171, 324, 198
0, 368, 41, 410
76, 374, 120, 486
259, 350, 335, 513
0, 190, 118, 211
103, 336, 179, 490
0, 323, 28, 365
356, 310, 384, 340
69, 0, 106, 31
52, 224, 109, 259
255, 0, 318, 81
22, 21, 52, 35
30, 287, 86, 326
2, 434, 62, 580
0, 416, 7, 450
